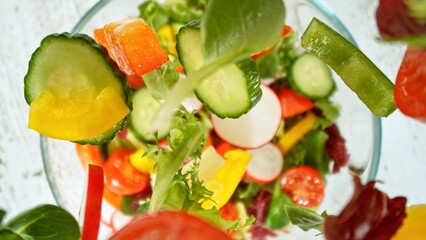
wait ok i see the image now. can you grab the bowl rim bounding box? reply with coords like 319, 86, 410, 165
41, 0, 382, 209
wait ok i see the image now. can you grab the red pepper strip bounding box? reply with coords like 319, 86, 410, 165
80, 164, 104, 240
251, 25, 295, 60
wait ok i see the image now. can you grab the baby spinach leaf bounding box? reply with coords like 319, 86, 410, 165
4, 204, 80, 240
201, 0, 285, 65
284, 204, 324, 232
0, 229, 25, 240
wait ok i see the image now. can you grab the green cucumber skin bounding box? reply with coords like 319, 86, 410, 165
301, 18, 396, 117
25, 33, 132, 145
194, 59, 262, 118
177, 25, 262, 119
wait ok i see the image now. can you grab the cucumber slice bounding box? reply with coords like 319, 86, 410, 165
301, 18, 396, 117
129, 87, 170, 142
24, 33, 131, 144
176, 24, 262, 119
289, 53, 334, 99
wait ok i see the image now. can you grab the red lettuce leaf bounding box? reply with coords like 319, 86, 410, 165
376, 0, 426, 40
325, 124, 349, 173
324, 176, 407, 240
247, 189, 276, 240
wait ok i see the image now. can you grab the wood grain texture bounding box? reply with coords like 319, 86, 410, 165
0, 0, 425, 228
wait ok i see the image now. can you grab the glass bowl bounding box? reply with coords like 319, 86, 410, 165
41, 0, 382, 239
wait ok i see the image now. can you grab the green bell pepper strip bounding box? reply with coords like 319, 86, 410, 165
301, 18, 396, 117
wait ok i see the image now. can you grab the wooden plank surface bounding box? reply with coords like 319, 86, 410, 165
0, 0, 425, 228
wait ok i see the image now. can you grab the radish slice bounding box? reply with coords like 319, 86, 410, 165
79, 164, 104, 240
246, 143, 284, 184
211, 84, 282, 149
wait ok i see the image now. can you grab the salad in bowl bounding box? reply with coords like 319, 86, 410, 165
20, 0, 409, 239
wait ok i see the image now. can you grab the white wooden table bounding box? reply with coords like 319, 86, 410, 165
1, 0, 425, 224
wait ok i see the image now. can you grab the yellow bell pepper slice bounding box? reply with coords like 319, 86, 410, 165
28, 86, 130, 141
202, 149, 251, 210
276, 111, 317, 154
129, 149, 156, 174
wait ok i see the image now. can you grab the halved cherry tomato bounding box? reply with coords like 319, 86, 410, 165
104, 148, 150, 195
394, 47, 426, 122
278, 87, 314, 118
219, 201, 239, 221
280, 166, 324, 207
75, 144, 104, 170
110, 211, 232, 240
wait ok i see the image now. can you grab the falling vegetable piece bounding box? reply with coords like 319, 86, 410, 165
211, 84, 282, 149
110, 211, 232, 240
301, 18, 396, 117
376, 0, 426, 46
394, 47, 426, 122
276, 111, 317, 154
75, 144, 104, 170
24, 33, 131, 144
392, 204, 426, 240
80, 164, 104, 240
202, 149, 251, 210
278, 87, 314, 118
95, 18, 169, 77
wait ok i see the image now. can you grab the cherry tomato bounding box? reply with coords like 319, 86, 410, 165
104, 148, 150, 195
75, 144, 104, 170
280, 166, 324, 207
219, 201, 239, 221
110, 211, 232, 240
394, 47, 426, 122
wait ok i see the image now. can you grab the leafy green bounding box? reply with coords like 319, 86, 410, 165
151, 0, 285, 132
138, 0, 169, 30
201, 0, 285, 65
164, 0, 206, 24
144, 157, 254, 231
1, 205, 80, 240
283, 140, 307, 170
0, 209, 5, 226
0, 230, 25, 240
314, 100, 340, 129
265, 180, 292, 230
143, 61, 180, 100
148, 110, 206, 212
304, 130, 330, 178
284, 204, 324, 232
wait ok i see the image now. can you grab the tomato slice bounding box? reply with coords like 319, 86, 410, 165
80, 164, 104, 240
394, 47, 426, 122
76, 144, 104, 170
280, 166, 324, 207
104, 148, 150, 195
110, 211, 232, 240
